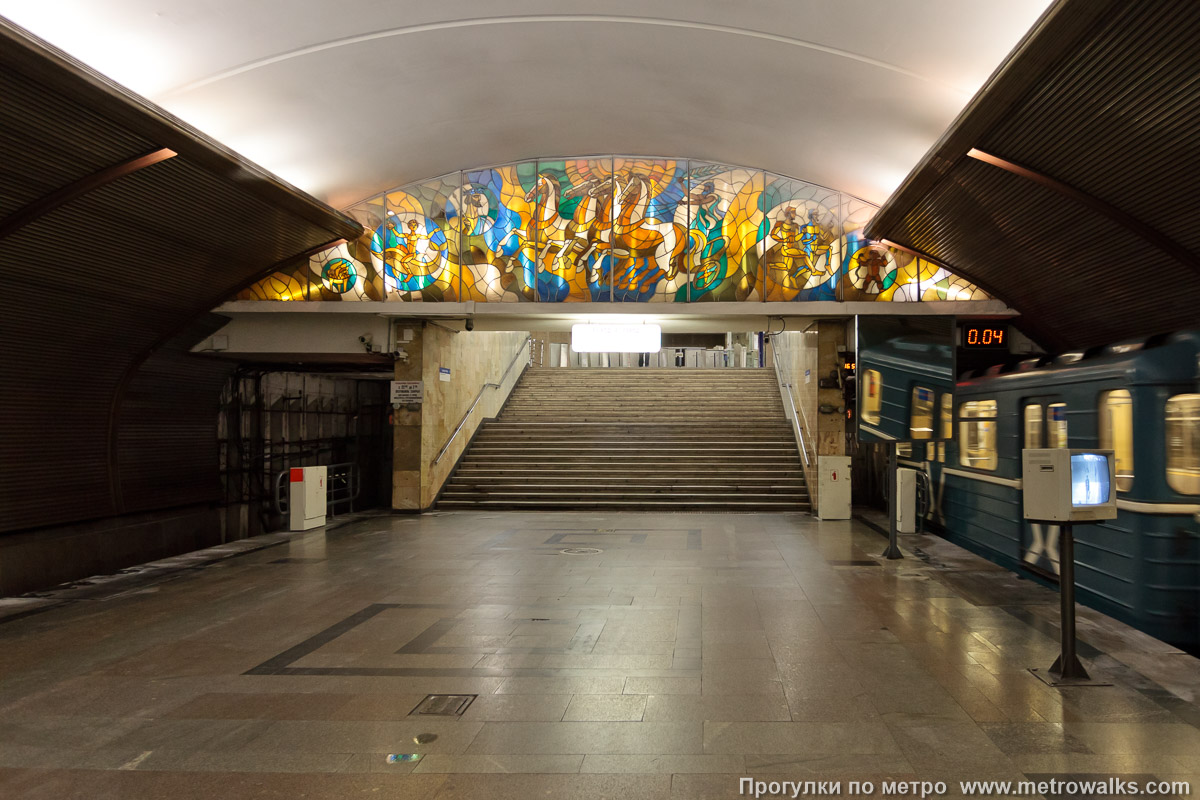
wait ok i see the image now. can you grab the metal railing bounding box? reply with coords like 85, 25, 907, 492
769, 336, 812, 467
541, 345, 762, 369
432, 335, 532, 466
272, 462, 361, 518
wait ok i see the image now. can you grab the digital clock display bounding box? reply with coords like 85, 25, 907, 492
962, 322, 1007, 349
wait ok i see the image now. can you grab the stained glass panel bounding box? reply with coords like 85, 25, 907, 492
379, 173, 459, 302
236, 157, 992, 306
527, 157, 614, 302
760, 175, 840, 302
607, 158, 689, 302
681, 163, 760, 302
457, 162, 537, 302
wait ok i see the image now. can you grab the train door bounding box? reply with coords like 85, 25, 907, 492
918, 392, 955, 525
1020, 396, 1067, 578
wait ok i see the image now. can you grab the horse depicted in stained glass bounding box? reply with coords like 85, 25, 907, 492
610, 175, 687, 301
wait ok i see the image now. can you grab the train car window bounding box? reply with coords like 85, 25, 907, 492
1099, 389, 1134, 492
1024, 404, 1043, 448
940, 394, 953, 439
897, 443, 912, 457
959, 399, 998, 470
1165, 393, 1200, 495
910, 387, 934, 439
863, 369, 882, 425
1048, 403, 1068, 448
925, 442, 935, 461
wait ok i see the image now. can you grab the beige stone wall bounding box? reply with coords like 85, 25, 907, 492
419, 327, 530, 507
814, 320, 847, 460
773, 322, 848, 509
773, 329, 820, 506
391, 325, 425, 511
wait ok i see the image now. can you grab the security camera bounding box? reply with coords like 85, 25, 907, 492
465, 319, 475, 331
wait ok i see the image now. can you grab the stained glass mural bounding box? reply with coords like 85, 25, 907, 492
238, 157, 992, 305
378, 173, 459, 302
237, 266, 310, 301
683, 163, 760, 303
760, 175, 840, 302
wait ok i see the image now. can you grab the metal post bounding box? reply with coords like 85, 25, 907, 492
1049, 522, 1090, 680
882, 443, 903, 559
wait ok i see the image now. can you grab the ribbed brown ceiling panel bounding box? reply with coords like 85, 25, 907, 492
894, 160, 1182, 350
866, 0, 1200, 349
0, 66, 157, 217
978, 1, 1200, 259
0, 18, 360, 535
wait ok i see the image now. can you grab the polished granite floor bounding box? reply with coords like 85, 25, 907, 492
1, 511, 1198, 799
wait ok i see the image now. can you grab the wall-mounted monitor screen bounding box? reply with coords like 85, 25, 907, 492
1071, 453, 1111, 507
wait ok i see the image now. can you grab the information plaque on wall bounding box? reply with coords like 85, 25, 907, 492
390, 381, 423, 404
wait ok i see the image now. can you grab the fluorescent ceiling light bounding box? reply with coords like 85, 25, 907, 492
571, 323, 661, 353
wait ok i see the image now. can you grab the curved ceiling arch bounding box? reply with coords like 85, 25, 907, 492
161, 15, 959, 97
0, 0, 1054, 209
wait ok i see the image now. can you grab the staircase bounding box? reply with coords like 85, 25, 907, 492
437, 368, 809, 510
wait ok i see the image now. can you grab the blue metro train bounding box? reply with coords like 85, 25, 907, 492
894, 331, 1200, 649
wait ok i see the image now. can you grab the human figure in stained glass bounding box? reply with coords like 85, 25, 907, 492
856, 247, 888, 294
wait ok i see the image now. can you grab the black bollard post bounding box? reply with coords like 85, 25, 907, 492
882, 443, 903, 559
1049, 523, 1090, 680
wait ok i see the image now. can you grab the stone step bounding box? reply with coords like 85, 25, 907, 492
499, 417, 785, 423
466, 447, 798, 456
444, 483, 808, 495
438, 367, 806, 511
448, 474, 807, 484
480, 423, 795, 431
453, 468, 806, 477
439, 488, 807, 499
459, 461, 802, 468
472, 438, 795, 446
437, 498, 810, 510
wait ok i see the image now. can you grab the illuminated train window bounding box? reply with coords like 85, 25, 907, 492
1166, 394, 1200, 495
1024, 404, 1043, 448
959, 399, 998, 470
910, 387, 934, 439
1099, 389, 1134, 492
1048, 403, 1068, 448
862, 369, 882, 425
940, 394, 953, 440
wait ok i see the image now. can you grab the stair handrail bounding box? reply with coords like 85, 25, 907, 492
769, 335, 812, 467
432, 335, 532, 467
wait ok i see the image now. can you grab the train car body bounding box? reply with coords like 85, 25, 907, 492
858, 335, 954, 443
901, 332, 1200, 649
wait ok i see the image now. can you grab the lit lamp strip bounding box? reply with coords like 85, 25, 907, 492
571, 323, 661, 353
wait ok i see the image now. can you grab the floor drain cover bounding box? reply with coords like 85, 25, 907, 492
559, 547, 603, 555
411, 694, 476, 716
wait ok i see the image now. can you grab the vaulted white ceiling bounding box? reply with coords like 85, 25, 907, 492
1, 0, 1052, 209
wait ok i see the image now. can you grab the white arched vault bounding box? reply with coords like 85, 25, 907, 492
0, 0, 1052, 209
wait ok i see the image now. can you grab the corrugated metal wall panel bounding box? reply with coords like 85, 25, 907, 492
0, 22, 360, 538
117, 318, 235, 512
